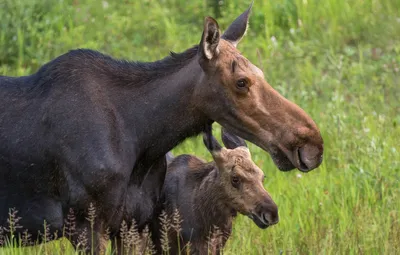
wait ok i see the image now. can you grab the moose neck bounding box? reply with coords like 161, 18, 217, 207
111, 49, 211, 165
194, 165, 235, 231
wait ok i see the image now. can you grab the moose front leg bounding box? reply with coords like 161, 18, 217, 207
70, 195, 126, 254
68, 219, 108, 254
111, 156, 168, 254
62, 155, 132, 254
111, 236, 125, 255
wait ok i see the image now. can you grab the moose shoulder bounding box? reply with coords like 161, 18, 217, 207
0, 3, 323, 253
151, 126, 278, 254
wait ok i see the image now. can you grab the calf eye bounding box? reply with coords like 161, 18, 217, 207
236, 79, 247, 89
231, 176, 240, 188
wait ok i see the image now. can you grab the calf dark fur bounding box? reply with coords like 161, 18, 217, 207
152, 126, 278, 254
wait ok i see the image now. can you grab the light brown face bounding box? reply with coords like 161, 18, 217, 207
212, 147, 279, 228
202, 126, 278, 229
195, 6, 324, 172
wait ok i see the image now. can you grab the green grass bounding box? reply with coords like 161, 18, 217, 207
0, 0, 399, 254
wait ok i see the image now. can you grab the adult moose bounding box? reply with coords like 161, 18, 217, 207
0, 3, 323, 253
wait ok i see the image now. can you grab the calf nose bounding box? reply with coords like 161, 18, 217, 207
262, 202, 279, 225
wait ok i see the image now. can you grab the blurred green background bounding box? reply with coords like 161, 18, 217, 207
0, 0, 399, 254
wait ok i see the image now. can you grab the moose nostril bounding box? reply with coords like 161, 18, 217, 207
262, 213, 269, 224
298, 144, 323, 171
261, 201, 279, 225
262, 212, 279, 225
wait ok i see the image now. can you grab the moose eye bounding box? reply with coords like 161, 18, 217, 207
236, 79, 247, 89
231, 176, 240, 188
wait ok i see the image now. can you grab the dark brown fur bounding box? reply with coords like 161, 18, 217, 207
0, 4, 320, 253
152, 127, 278, 255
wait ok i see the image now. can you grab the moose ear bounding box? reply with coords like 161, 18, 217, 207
199, 17, 221, 60
221, 127, 247, 149
221, 1, 253, 47
203, 124, 222, 154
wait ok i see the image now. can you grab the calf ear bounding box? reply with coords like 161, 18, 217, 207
221, 127, 247, 149
203, 124, 222, 153
199, 17, 221, 60
221, 1, 253, 47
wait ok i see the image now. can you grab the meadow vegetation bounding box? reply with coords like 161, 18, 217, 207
0, 0, 399, 254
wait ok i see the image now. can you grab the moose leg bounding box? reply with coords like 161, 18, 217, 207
111, 236, 124, 255
61, 155, 131, 254
66, 217, 109, 254
117, 156, 168, 254
110, 235, 143, 255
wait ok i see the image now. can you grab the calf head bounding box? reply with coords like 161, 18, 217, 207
203, 126, 279, 228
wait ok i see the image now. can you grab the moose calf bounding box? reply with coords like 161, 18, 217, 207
153, 126, 279, 254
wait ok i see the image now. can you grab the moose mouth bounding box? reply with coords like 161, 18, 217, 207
216, 124, 322, 172
248, 213, 271, 229
295, 147, 309, 172
267, 144, 318, 173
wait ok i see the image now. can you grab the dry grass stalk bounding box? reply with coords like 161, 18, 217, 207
64, 208, 76, 240
38, 220, 53, 243
86, 202, 96, 228
76, 227, 89, 252
159, 210, 171, 253
207, 225, 224, 255
5, 208, 22, 235
141, 225, 156, 255
0, 226, 4, 247
171, 208, 182, 234
21, 229, 33, 246
185, 241, 192, 255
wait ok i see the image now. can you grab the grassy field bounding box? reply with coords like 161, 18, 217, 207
0, 0, 399, 254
